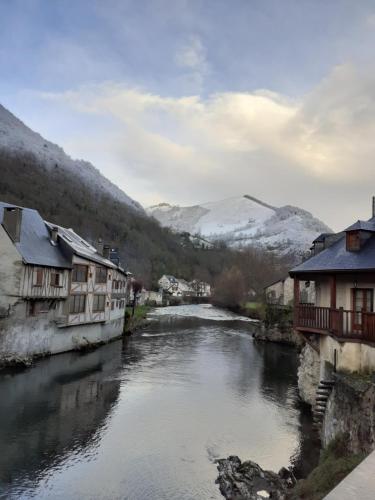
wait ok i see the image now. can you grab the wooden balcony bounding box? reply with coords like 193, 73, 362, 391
294, 304, 375, 343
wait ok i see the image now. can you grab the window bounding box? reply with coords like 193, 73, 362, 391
50, 271, 61, 287
29, 300, 53, 316
95, 265, 107, 284
72, 264, 88, 282
69, 294, 86, 314
34, 268, 43, 287
111, 300, 115, 311
93, 294, 106, 312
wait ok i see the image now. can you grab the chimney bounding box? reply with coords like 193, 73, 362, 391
2, 207, 22, 243
51, 226, 59, 244
372, 196, 375, 218
103, 245, 111, 259
97, 238, 104, 255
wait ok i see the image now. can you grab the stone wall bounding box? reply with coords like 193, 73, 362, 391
254, 323, 303, 347
298, 343, 321, 406
323, 372, 375, 454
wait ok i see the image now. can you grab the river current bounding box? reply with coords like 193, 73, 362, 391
0, 304, 319, 499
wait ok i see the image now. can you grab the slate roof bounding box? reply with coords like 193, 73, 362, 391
290, 232, 375, 275
312, 232, 334, 243
344, 220, 375, 232
45, 223, 119, 269
0, 202, 71, 269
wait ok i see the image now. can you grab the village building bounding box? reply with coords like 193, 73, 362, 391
190, 279, 211, 297
265, 276, 315, 306
0, 202, 130, 361
158, 275, 211, 298
290, 199, 375, 376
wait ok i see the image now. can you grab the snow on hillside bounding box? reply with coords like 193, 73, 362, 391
0, 104, 143, 212
148, 195, 331, 255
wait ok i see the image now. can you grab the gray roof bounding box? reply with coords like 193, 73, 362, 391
344, 220, 375, 232
312, 232, 334, 243
45, 223, 121, 270
0, 202, 71, 269
290, 233, 375, 275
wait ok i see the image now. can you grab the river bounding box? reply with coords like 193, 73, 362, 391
0, 304, 320, 499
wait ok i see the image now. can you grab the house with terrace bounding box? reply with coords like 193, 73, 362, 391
0, 202, 130, 362
290, 199, 375, 377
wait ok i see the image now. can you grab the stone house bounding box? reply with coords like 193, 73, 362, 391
0, 202, 130, 361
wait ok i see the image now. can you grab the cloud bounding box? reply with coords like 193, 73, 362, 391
39, 63, 375, 228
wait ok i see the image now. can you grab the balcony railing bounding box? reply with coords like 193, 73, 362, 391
295, 304, 375, 343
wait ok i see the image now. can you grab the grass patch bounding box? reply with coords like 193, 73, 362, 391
124, 305, 151, 333
288, 434, 366, 500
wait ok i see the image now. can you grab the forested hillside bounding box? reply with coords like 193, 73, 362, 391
0, 149, 292, 290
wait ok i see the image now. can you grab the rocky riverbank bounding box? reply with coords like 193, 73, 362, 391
215, 456, 296, 500
253, 323, 303, 347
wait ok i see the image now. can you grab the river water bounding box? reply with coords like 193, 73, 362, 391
0, 304, 319, 499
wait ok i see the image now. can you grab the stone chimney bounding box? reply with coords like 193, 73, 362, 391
2, 207, 22, 243
103, 245, 111, 259
51, 226, 59, 244
97, 238, 104, 255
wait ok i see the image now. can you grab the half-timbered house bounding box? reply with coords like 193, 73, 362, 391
0, 202, 130, 361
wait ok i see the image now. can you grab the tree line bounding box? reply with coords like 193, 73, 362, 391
0, 149, 295, 299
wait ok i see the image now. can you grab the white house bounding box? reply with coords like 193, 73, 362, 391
265, 276, 315, 306
0, 202, 130, 362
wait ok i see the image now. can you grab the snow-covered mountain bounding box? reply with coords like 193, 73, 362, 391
0, 104, 143, 211
148, 195, 331, 255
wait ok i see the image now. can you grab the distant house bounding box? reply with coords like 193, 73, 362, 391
158, 275, 211, 298
0, 202, 130, 361
190, 279, 211, 297
265, 276, 315, 306
158, 275, 182, 296
290, 198, 375, 374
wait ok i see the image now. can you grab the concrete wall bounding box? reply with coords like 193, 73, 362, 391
320, 335, 375, 374
0, 299, 124, 359
316, 276, 375, 310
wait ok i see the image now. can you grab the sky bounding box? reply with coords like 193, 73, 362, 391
1, 0, 375, 230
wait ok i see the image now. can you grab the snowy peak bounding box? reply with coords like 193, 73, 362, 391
0, 104, 143, 212
147, 195, 331, 255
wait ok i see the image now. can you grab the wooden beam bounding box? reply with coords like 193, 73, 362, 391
330, 275, 336, 309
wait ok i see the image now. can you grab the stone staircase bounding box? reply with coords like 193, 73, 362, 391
312, 379, 335, 430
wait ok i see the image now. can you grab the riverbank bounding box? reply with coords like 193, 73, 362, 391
216, 434, 366, 500
124, 305, 151, 333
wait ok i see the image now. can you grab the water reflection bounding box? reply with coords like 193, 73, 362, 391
0, 305, 319, 500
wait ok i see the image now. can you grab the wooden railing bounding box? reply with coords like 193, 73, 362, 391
295, 305, 375, 343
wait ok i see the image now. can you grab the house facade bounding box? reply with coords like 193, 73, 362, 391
265, 276, 315, 306
290, 203, 375, 376
0, 202, 129, 361
158, 275, 211, 298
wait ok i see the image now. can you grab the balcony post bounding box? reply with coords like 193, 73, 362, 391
330, 275, 336, 309
338, 307, 344, 337
293, 278, 300, 326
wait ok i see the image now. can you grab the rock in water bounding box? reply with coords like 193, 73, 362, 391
215, 456, 296, 499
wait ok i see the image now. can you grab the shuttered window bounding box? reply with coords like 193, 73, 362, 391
34, 268, 43, 287
50, 272, 61, 287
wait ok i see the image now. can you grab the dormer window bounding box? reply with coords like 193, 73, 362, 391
346, 231, 361, 252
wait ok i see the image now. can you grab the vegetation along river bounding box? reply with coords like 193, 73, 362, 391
0, 304, 320, 499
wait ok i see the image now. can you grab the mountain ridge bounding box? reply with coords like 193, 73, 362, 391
147, 195, 331, 255
0, 104, 143, 212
